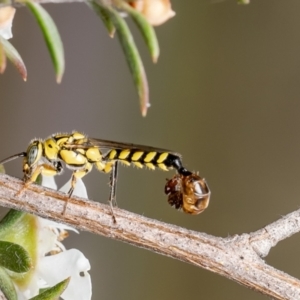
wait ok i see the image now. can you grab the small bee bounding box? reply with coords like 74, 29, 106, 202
165, 173, 210, 215
0, 132, 210, 218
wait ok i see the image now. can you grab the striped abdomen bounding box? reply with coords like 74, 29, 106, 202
105, 149, 183, 172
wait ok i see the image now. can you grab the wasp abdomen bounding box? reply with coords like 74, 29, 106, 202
106, 149, 182, 171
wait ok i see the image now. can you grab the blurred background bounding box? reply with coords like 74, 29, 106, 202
1, 0, 300, 299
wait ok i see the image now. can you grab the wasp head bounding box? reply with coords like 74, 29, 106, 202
23, 140, 43, 180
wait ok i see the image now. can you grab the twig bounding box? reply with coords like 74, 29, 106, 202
0, 174, 300, 299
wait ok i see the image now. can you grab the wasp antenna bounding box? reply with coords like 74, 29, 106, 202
0, 152, 26, 165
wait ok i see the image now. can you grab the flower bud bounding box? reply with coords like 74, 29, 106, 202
129, 0, 175, 26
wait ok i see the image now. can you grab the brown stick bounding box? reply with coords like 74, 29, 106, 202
0, 174, 300, 299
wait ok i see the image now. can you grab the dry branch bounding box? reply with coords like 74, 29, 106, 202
0, 174, 300, 299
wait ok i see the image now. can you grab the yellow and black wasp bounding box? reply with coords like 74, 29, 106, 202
0, 132, 210, 218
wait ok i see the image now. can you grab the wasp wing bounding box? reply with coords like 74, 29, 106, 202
87, 138, 182, 157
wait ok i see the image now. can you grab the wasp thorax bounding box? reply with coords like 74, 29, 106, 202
165, 173, 211, 215
44, 138, 60, 160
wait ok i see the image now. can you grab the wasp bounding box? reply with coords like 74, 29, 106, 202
0, 132, 210, 218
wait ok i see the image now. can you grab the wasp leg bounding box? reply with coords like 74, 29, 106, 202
16, 164, 59, 196
95, 160, 118, 223
109, 161, 118, 206
63, 164, 92, 215
108, 161, 119, 223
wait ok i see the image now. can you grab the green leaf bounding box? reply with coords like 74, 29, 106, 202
29, 277, 70, 300
89, 1, 115, 37
0, 36, 27, 81
119, 2, 160, 63
0, 42, 7, 74
0, 267, 17, 300
0, 210, 26, 236
0, 241, 32, 273
26, 1, 65, 83
0, 213, 38, 286
100, 4, 149, 116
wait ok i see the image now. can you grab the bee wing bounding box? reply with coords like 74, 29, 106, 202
88, 138, 182, 157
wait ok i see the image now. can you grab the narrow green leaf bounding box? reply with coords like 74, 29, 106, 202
0, 42, 7, 74
0, 164, 5, 174
237, 0, 250, 4
0, 36, 27, 81
119, 2, 159, 63
101, 5, 149, 116
0, 267, 17, 300
26, 1, 65, 83
29, 277, 70, 300
0, 210, 26, 237
89, 1, 115, 37
0, 241, 32, 273
36, 174, 43, 185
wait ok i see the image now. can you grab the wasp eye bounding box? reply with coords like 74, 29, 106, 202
27, 145, 39, 166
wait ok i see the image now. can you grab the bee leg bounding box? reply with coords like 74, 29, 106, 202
108, 161, 119, 223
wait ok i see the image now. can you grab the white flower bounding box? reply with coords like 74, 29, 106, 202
37, 248, 91, 300
16, 176, 92, 300
59, 177, 89, 199
0, 7, 15, 39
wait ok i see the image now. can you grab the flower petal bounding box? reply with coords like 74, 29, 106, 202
60, 178, 88, 199
41, 175, 58, 190
37, 249, 91, 300
0, 7, 16, 39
